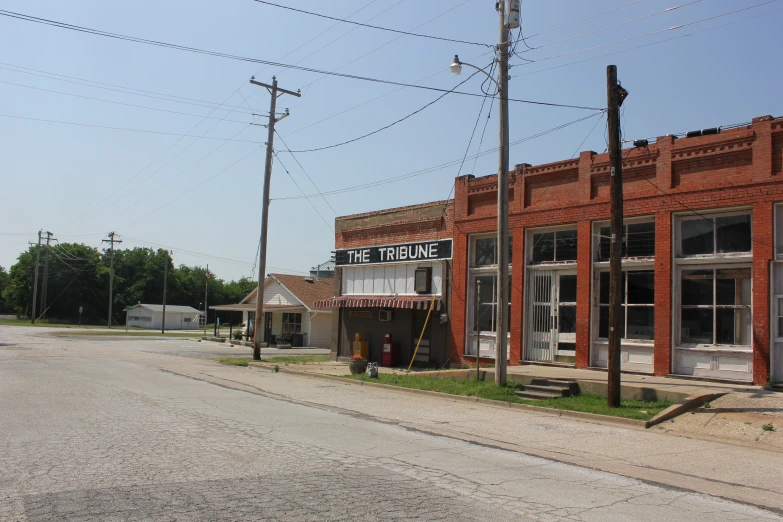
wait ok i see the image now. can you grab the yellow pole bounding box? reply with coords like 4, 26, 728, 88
407, 295, 438, 373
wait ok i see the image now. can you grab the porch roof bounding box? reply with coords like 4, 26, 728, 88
313, 295, 441, 311
210, 304, 305, 312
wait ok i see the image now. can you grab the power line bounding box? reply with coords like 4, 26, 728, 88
0, 79, 254, 125
273, 112, 604, 201
0, 9, 602, 110
62, 90, 255, 233
120, 235, 309, 273
113, 123, 255, 218
120, 145, 263, 230
283, 67, 485, 153
526, 0, 647, 39
271, 151, 334, 233
250, 0, 492, 48
290, 0, 474, 96
515, 0, 704, 55
0, 62, 258, 115
0, 113, 262, 143
512, 0, 780, 66
273, 131, 337, 216
511, 4, 783, 77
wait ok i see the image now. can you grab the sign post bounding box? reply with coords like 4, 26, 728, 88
78, 306, 83, 327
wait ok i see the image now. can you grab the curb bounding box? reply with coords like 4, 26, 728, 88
246, 362, 649, 429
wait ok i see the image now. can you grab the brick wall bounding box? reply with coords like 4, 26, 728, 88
449, 115, 783, 385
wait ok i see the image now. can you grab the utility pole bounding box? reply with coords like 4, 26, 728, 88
606, 65, 628, 408
102, 232, 122, 328
40, 231, 54, 320
204, 264, 209, 338
249, 76, 301, 361
162, 251, 171, 334
31, 230, 42, 324
495, 0, 517, 386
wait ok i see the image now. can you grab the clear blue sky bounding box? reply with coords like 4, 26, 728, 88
1, 0, 781, 282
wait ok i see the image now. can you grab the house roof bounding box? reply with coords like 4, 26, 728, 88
240, 274, 334, 310
130, 304, 201, 314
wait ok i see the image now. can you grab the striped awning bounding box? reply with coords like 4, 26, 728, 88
313, 295, 441, 311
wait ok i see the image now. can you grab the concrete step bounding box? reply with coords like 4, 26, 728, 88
529, 379, 580, 395
515, 389, 564, 400
523, 384, 571, 397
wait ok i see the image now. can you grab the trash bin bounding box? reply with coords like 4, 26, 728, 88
292, 333, 304, 347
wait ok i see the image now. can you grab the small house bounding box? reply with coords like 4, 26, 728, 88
125, 304, 201, 330
211, 273, 333, 348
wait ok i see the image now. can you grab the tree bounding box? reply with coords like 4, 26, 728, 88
3, 244, 104, 321
0, 265, 10, 313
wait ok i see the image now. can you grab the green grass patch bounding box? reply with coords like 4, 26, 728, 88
260, 355, 330, 365
0, 318, 107, 328
217, 355, 329, 367
218, 357, 252, 366
346, 374, 671, 421
50, 330, 198, 338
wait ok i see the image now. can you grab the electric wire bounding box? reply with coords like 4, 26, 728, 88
273, 131, 337, 216
0, 113, 261, 143
0, 63, 258, 114
525, 0, 647, 39
283, 67, 485, 153
291, 0, 474, 97
120, 235, 309, 274
120, 145, 263, 230
114, 123, 255, 216
511, 4, 783, 78
273, 112, 604, 201
250, 0, 492, 48
512, 0, 780, 67
0, 79, 254, 125
515, 0, 704, 55
0, 9, 602, 110
271, 151, 334, 233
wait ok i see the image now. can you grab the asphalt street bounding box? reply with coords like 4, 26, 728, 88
0, 326, 780, 521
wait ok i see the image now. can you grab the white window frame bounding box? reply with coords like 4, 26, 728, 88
465, 233, 512, 356
593, 267, 655, 345
281, 312, 302, 335
675, 209, 753, 260
527, 224, 579, 266
593, 216, 656, 263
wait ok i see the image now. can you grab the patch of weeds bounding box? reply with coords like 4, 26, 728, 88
259, 355, 329, 365
273, 365, 279, 373
763, 423, 775, 432
745, 422, 753, 426
218, 357, 251, 367
703, 402, 711, 409
345, 374, 671, 421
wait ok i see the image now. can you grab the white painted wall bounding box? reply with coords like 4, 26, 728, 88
127, 307, 154, 329
263, 281, 297, 306
342, 261, 443, 296
309, 312, 332, 348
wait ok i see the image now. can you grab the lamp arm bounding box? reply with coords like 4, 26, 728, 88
460, 61, 500, 89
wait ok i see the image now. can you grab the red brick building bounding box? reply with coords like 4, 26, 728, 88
321, 115, 783, 385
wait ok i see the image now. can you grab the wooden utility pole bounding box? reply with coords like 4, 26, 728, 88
102, 232, 122, 328
249, 76, 301, 361
31, 230, 42, 324
495, 2, 511, 386
204, 264, 209, 337
606, 65, 628, 408
162, 251, 170, 334
40, 231, 54, 320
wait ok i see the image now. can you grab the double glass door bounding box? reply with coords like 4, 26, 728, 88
526, 269, 577, 362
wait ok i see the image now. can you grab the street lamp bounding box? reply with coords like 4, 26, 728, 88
450, 56, 500, 89
449, 9, 511, 387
